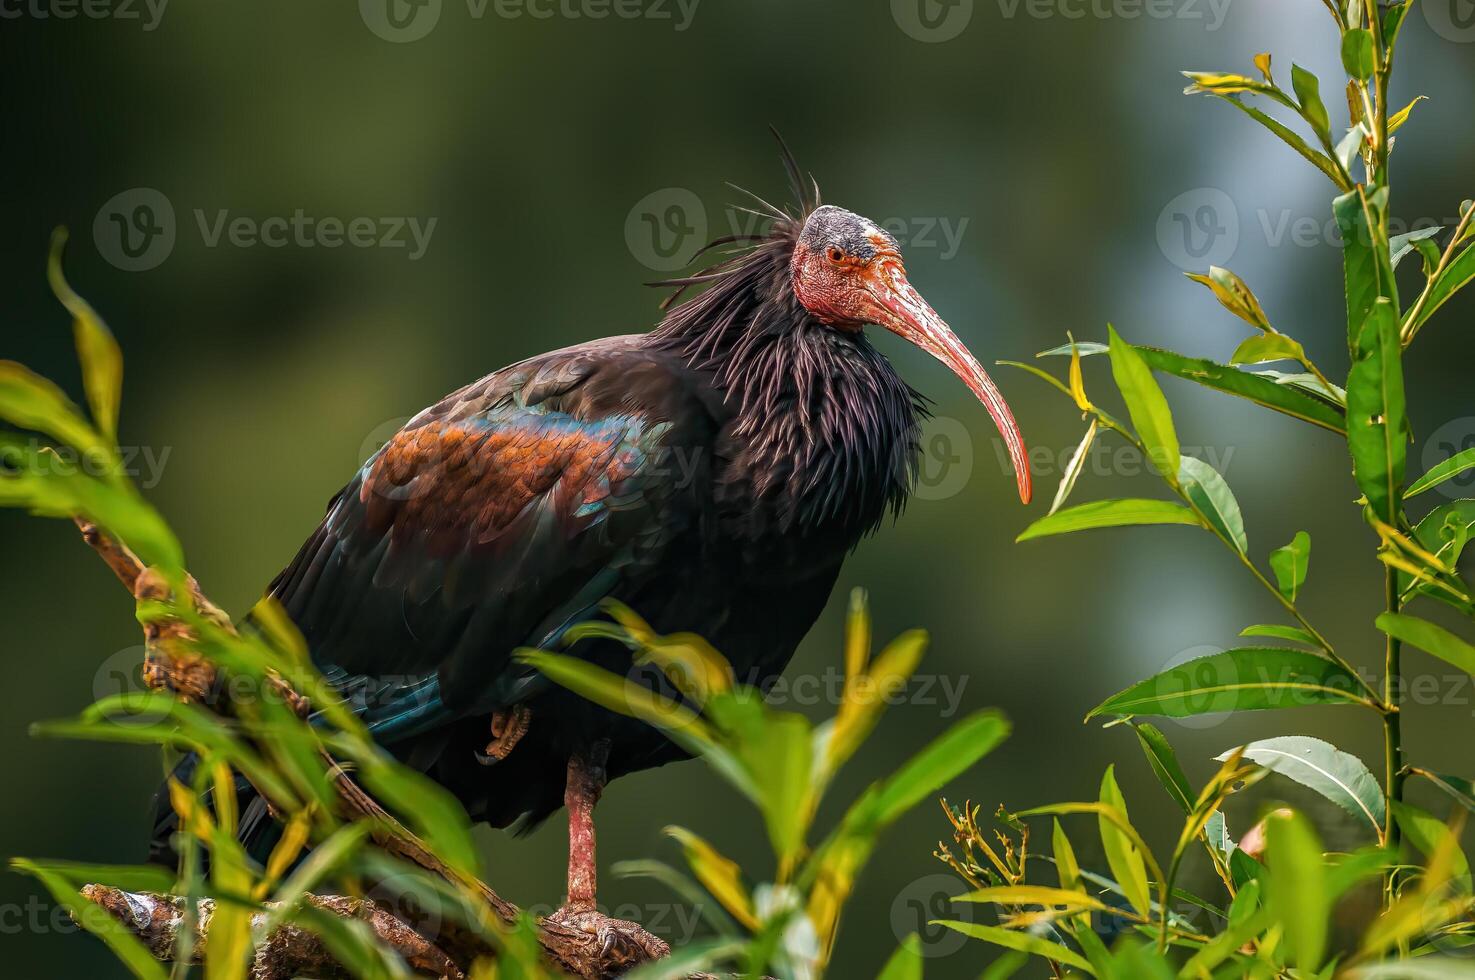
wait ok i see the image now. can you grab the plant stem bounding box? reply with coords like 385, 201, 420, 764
1383, 564, 1405, 899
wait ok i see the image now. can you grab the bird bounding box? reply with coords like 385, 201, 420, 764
149, 136, 1031, 953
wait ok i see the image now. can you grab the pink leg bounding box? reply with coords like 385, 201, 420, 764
565, 740, 609, 909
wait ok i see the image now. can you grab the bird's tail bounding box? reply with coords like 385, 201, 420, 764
148, 751, 282, 869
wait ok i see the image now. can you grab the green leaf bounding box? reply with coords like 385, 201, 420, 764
1346, 298, 1408, 523
1221, 736, 1385, 837
875, 934, 923, 980
1178, 456, 1247, 553
1086, 647, 1371, 718
1290, 64, 1332, 143
1185, 265, 1272, 332
740, 710, 813, 865
1016, 498, 1199, 542
1107, 325, 1179, 482
1252, 369, 1346, 407
1036, 343, 1347, 432
1392, 800, 1470, 879
1133, 723, 1194, 814
929, 921, 1093, 974
1341, 28, 1376, 80
1264, 810, 1329, 970
349, 748, 481, 880
1410, 242, 1475, 334
953, 884, 1112, 913
10, 860, 170, 980
1098, 766, 1151, 917
1406, 447, 1475, 499
1350, 962, 1475, 979
0, 362, 113, 463
863, 710, 1010, 827
1240, 624, 1317, 646
1270, 531, 1312, 602
1230, 333, 1306, 367
1391, 225, 1443, 270
1376, 612, 1475, 678
1051, 818, 1082, 892
48, 229, 124, 444
1334, 187, 1399, 353
1049, 419, 1098, 516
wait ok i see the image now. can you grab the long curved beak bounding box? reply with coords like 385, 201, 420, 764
870, 262, 1032, 504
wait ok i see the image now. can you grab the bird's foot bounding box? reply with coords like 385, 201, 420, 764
543, 903, 670, 969
475, 705, 532, 766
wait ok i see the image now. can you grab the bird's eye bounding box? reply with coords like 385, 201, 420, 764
826, 246, 845, 264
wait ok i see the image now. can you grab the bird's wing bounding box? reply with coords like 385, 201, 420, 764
266, 336, 718, 740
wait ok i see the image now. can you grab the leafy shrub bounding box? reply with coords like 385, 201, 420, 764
938, 1, 1475, 974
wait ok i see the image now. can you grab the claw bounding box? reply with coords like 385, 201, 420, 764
475, 704, 532, 766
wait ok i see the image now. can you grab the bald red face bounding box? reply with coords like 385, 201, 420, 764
790, 206, 1032, 505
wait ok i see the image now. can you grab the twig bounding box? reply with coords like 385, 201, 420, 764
80, 885, 465, 980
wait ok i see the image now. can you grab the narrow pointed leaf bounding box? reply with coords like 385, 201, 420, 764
1230, 333, 1306, 367
1178, 456, 1247, 553
1407, 447, 1475, 499
1098, 766, 1150, 917
929, 921, 1093, 973
1087, 647, 1370, 718
1107, 325, 1178, 481
1036, 343, 1347, 431
1240, 624, 1317, 645
1409, 243, 1475, 332
1049, 419, 1097, 516
1376, 612, 1475, 678
48, 230, 124, 443
1132, 723, 1193, 814
1334, 188, 1399, 352
875, 934, 923, 980
1290, 64, 1332, 143
1269, 531, 1311, 602
1017, 498, 1199, 542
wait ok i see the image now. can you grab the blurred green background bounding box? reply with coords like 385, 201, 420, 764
3, 1, 1474, 975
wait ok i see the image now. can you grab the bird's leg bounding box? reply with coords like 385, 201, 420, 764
564, 739, 608, 909
545, 740, 670, 967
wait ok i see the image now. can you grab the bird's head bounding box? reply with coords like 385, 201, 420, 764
790, 204, 1032, 504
